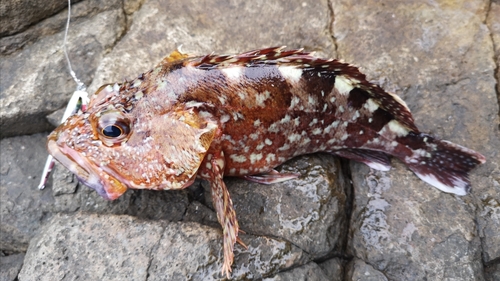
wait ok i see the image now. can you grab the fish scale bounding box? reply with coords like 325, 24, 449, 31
47, 47, 486, 277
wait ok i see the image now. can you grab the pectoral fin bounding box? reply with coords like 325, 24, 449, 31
243, 169, 300, 184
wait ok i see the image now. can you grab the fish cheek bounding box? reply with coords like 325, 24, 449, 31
125, 114, 217, 189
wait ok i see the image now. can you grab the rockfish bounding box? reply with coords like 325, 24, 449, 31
47, 47, 486, 276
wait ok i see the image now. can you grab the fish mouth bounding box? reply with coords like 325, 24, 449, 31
47, 133, 127, 200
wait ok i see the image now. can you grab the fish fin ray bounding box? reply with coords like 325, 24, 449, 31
332, 149, 392, 171
243, 169, 300, 184
402, 134, 485, 195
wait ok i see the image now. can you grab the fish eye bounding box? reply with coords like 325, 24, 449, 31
102, 124, 126, 138
95, 110, 131, 146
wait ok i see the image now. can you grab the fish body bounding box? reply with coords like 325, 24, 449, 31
47, 47, 485, 276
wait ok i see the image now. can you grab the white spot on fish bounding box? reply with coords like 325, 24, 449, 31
335, 75, 355, 95
266, 153, 276, 163
312, 128, 322, 135
279, 66, 303, 83
256, 90, 271, 106
289, 96, 301, 108
280, 114, 291, 123
230, 154, 247, 163
288, 133, 301, 143
279, 143, 290, 151
309, 118, 318, 126
265, 138, 273, 145
256, 143, 265, 150
222, 67, 243, 81
365, 98, 379, 112
220, 114, 231, 123
135, 91, 144, 100
386, 120, 409, 137
338, 105, 345, 113
254, 119, 261, 127
237, 92, 247, 100
250, 133, 259, 140
250, 153, 263, 164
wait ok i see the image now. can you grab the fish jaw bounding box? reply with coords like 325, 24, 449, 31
47, 132, 127, 200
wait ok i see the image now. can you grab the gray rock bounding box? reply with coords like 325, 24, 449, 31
263, 262, 330, 281
348, 161, 484, 280
0, 0, 83, 37
485, 262, 500, 281
0, 0, 126, 137
18, 213, 309, 281
0, 133, 54, 252
318, 257, 344, 281
225, 154, 348, 260
18, 213, 166, 281
333, 0, 500, 277
0, 253, 25, 281
0, 133, 189, 253
345, 259, 388, 281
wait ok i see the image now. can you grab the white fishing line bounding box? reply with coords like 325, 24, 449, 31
38, 0, 90, 190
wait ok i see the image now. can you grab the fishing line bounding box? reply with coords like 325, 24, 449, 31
38, 0, 90, 189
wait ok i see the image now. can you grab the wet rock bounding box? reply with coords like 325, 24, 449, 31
18, 213, 309, 280
263, 262, 330, 281
0, 0, 126, 137
345, 259, 388, 281
0, 252, 25, 281
333, 0, 500, 278
225, 154, 348, 260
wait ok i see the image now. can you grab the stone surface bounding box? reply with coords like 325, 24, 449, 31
345, 259, 388, 281
348, 160, 485, 280
0, 0, 126, 137
17, 213, 309, 280
1, 0, 500, 280
333, 0, 500, 278
0, 0, 83, 37
263, 262, 330, 281
0, 133, 189, 252
0, 253, 25, 281
225, 154, 348, 260
318, 257, 344, 281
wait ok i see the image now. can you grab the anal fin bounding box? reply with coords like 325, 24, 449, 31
243, 169, 300, 184
332, 149, 392, 171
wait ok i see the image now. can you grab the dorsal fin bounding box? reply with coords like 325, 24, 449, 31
189, 47, 418, 132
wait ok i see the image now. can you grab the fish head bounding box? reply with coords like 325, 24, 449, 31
48, 83, 218, 200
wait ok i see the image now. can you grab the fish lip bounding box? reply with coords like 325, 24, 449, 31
47, 136, 122, 200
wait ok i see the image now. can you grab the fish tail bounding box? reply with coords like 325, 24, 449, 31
402, 133, 486, 195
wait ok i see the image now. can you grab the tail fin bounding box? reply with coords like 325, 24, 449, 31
403, 134, 486, 195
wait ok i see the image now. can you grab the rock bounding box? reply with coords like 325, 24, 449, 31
0, 133, 189, 253
345, 259, 388, 281
225, 154, 348, 260
333, 0, 500, 278
318, 257, 344, 281
0, 253, 25, 281
0, 133, 54, 252
0, 0, 82, 37
263, 262, 330, 281
348, 161, 484, 280
18, 213, 166, 281
0, 0, 126, 137
18, 213, 309, 280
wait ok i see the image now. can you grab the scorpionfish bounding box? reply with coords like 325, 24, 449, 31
47, 47, 486, 276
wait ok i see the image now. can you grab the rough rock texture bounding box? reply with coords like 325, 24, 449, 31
1, 0, 499, 280
0, 0, 126, 137
0, 253, 24, 281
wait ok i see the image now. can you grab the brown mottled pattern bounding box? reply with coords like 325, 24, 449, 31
47, 47, 486, 277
